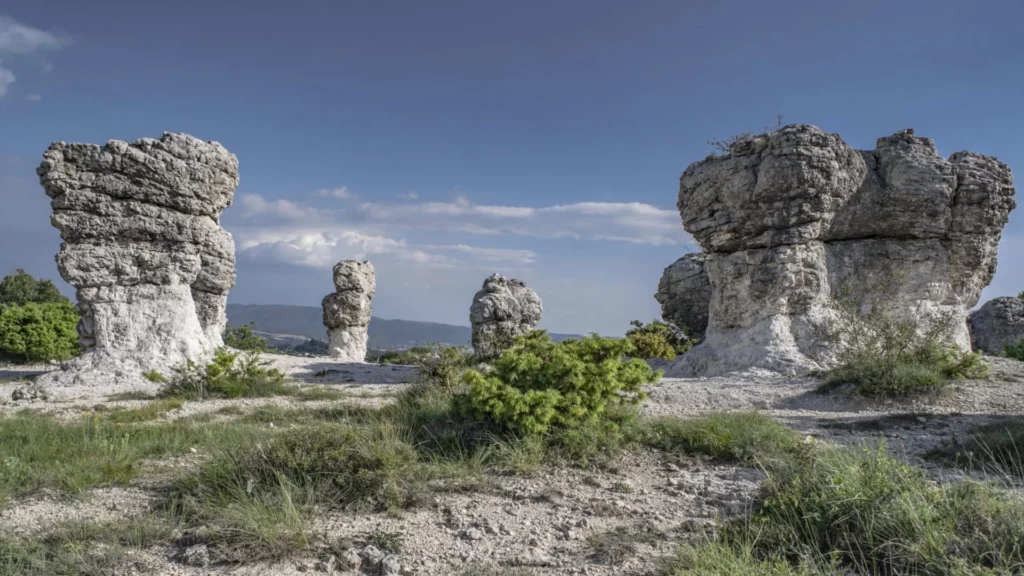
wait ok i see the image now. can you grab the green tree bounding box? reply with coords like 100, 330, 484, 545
625, 320, 695, 360
222, 322, 269, 352
457, 331, 660, 435
0, 301, 80, 363
0, 269, 67, 308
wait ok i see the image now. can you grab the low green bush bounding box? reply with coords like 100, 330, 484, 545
625, 320, 695, 360
818, 283, 988, 398
415, 343, 473, 388
456, 331, 660, 435
1005, 339, 1024, 361
161, 348, 287, 399
223, 322, 269, 352
0, 301, 80, 363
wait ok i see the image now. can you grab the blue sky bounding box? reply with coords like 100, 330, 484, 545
0, 0, 1021, 335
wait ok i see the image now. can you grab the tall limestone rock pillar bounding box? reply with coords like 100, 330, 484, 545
35, 133, 239, 393
667, 125, 1016, 377
322, 260, 375, 362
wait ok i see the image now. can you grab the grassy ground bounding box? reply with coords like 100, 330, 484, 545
4, 380, 1024, 575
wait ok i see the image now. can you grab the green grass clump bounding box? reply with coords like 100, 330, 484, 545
0, 412, 265, 505
101, 398, 184, 423
699, 445, 1024, 575
161, 348, 287, 400
637, 412, 803, 464
0, 517, 174, 576
661, 542, 842, 576
457, 330, 660, 435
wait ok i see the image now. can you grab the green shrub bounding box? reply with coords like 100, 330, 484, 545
161, 348, 287, 399
142, 369, 167, 383
1005, 339, 1024, 361
818, 283, 988, 398
715, 445, 1024, 575
0, 301, 80, 363
415, 343, 472, 388
456, 331, 660, 435
223, 322, 269, 352
625, 320, 694, 360
0, 269, 66, 308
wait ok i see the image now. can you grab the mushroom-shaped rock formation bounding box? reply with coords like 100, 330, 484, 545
469, 273, 542, 359
667, 125, 1016, 377
35, 133, 239, 394
322, 260, 375, 362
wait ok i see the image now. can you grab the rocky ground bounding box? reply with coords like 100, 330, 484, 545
2, 354, 1023, 575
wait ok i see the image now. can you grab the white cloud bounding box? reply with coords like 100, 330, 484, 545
25, 93, 39, 101
399, 191, 419, 200
237, 192, 685, 247
239, 193, 317, 220
0, 15, 69, 101
234, 227, 534, 270
0, 16, 66, 54
0, 63, 13, 98
315, 186, 352, 199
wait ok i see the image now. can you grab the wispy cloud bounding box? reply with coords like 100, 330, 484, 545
315, 186, 353, 199
0, 15, 69, 100
25, 93, 39, 101
398, 191, 419, 200
238, 192, 685, 246
229, 190, 682, 274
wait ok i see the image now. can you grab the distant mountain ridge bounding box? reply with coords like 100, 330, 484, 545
226, 304, 581, 350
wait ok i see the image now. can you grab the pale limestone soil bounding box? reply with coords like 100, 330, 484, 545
11, 452, 759, 576
3, 356, 1024, 574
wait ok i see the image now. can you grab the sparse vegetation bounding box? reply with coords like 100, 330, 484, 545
415, 342, 473, 388
457, 330, 660, 435
625, 319, 695, 360
638, 412, 802, 465
0, 517, 174, 576
1005, 339, 1024, 361
222, 322, 270, 352
818, 283, 988, 399
0, 411, 262, 505
160, 348, 287, 399
927, 419, 1024, 478
705, 115, 784, 159
141, 369, 167, 383
666, 444, 1024, 576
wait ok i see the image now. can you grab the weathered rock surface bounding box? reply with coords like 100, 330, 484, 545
322, 260, 375, 362
668, 125, 1016, 377
470, 274, 542, 358
970, 297, 1024, 354
654, 253, 711, 339
35, 133, 238, 394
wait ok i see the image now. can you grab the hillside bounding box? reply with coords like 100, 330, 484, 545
226, 304, 581, 349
